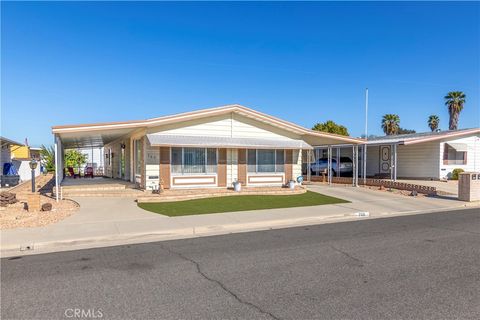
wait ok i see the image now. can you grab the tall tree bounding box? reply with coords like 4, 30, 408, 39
64, 149, 87, 172
398, 127, 416, 134
312, 120, 349, 136
381, 114, 400, 135
428, 115, 440, 132
444, 91, 465, 130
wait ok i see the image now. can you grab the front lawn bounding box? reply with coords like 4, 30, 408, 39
138, 191, 348, 216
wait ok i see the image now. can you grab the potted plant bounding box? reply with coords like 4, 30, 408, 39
288, 180, 295, 190
233, 180, 242, 192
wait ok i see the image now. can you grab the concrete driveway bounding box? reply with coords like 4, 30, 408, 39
2, 185, 476, 257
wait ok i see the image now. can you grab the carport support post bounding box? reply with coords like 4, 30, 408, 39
362, 144, 367, 185
307, 149, 311, 182
393, 144, 398, 181
327, 146, 332, 185
336, 147, 340, 177
353, 145, 359, 187
54, 136, 59, 202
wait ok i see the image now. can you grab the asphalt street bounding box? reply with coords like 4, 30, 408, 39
2, 208, 479, 320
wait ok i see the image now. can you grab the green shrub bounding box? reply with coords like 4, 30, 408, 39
451, 168, 464, 180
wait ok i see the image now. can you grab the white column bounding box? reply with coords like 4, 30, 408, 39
336, 147, 340, 177
54, 135, 60, 202
307, 149, 311, 182
363, 144, 367, 184
328, 146, 332, 185
393, 144, 398, 181
353, 145, 359, 187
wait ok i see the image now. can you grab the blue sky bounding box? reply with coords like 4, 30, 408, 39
2, 1, 479, 146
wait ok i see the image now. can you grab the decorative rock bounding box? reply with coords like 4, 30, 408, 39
0, 192, 17, 207
41, 203, 53, 212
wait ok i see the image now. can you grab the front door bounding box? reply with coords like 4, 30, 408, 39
379, 145, 391, 174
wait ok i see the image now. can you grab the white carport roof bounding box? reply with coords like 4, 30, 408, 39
147, 134, 313, 149
54, 128, 137, 149
366, 128, 480, 146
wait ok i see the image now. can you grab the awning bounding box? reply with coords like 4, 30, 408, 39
147, 134, 313, 149
447, 143, 468, 152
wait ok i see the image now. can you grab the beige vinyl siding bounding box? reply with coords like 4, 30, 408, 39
147, 113, 302, 141
226, 148, 238, 187
366, 145, 380, 176
292, 149, 302, 182
440, 135, 480, 179
103, 143, 120, 178
103, 138, 131, 180
145, 139, 160, 190
396, 142, 440, 179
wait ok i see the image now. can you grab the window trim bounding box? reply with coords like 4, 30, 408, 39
248, 149, 285, 174
171, 147, 218, 175
443, 144, 467, 165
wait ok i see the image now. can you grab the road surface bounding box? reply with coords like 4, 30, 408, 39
2, 208, 479, 319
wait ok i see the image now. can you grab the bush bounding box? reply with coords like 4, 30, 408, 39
451, 168, 464, 180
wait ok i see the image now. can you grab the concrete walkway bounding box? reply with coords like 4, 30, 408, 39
1, 186, 477, 257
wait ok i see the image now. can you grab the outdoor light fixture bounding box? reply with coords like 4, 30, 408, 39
29, 158, 38, 193
121, 143, 126, 149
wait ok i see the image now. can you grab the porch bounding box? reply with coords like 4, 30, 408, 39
56, 177, 143, 197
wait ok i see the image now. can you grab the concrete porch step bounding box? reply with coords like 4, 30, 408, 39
61, 191, 144, 197
61, 186, 128, 192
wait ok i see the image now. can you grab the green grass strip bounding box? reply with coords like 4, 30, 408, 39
138, 191, 348, 216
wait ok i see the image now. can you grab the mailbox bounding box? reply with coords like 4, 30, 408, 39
458, 172, 480, 202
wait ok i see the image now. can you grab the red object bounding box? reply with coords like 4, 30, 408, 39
67, 167, 78, 179
85, 166, 94, 178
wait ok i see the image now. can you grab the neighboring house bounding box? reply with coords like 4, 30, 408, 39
10, 144, 42, 183
365, 128, 480, 180
1, 137, 24, 187
52, 104, 363, 191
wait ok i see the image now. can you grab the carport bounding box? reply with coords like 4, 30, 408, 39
53, 124, 140, 201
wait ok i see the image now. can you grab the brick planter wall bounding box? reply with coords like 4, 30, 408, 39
304, 175, 437, 195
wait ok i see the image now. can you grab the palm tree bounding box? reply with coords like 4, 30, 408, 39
444, 91, 466, 130
381, 114, 400, 135
428, 115, 440, 132
40, 145, 55, 172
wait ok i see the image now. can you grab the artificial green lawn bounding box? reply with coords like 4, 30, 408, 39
138, 191, 349, 217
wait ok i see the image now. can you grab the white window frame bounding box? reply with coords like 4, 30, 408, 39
171, 147, 218, 176
248, 149, 285, 174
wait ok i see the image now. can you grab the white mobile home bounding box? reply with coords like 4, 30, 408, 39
365, 128, 480, 180
52, 104, 363, 193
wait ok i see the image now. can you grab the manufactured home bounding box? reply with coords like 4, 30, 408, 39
365, 128, 480, 180
52, 105, 363, 196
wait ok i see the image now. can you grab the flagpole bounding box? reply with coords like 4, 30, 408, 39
363, 88, 368, 184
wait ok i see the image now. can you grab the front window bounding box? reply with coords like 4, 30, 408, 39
171, 147, 217, 175
248, 149, 285, 173
443, 144, 467, 165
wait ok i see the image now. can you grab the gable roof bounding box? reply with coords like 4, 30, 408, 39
366, 128, 480, 145
52, 104, 363, 144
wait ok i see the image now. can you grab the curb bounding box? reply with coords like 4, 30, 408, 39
2, 204, 478, 258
